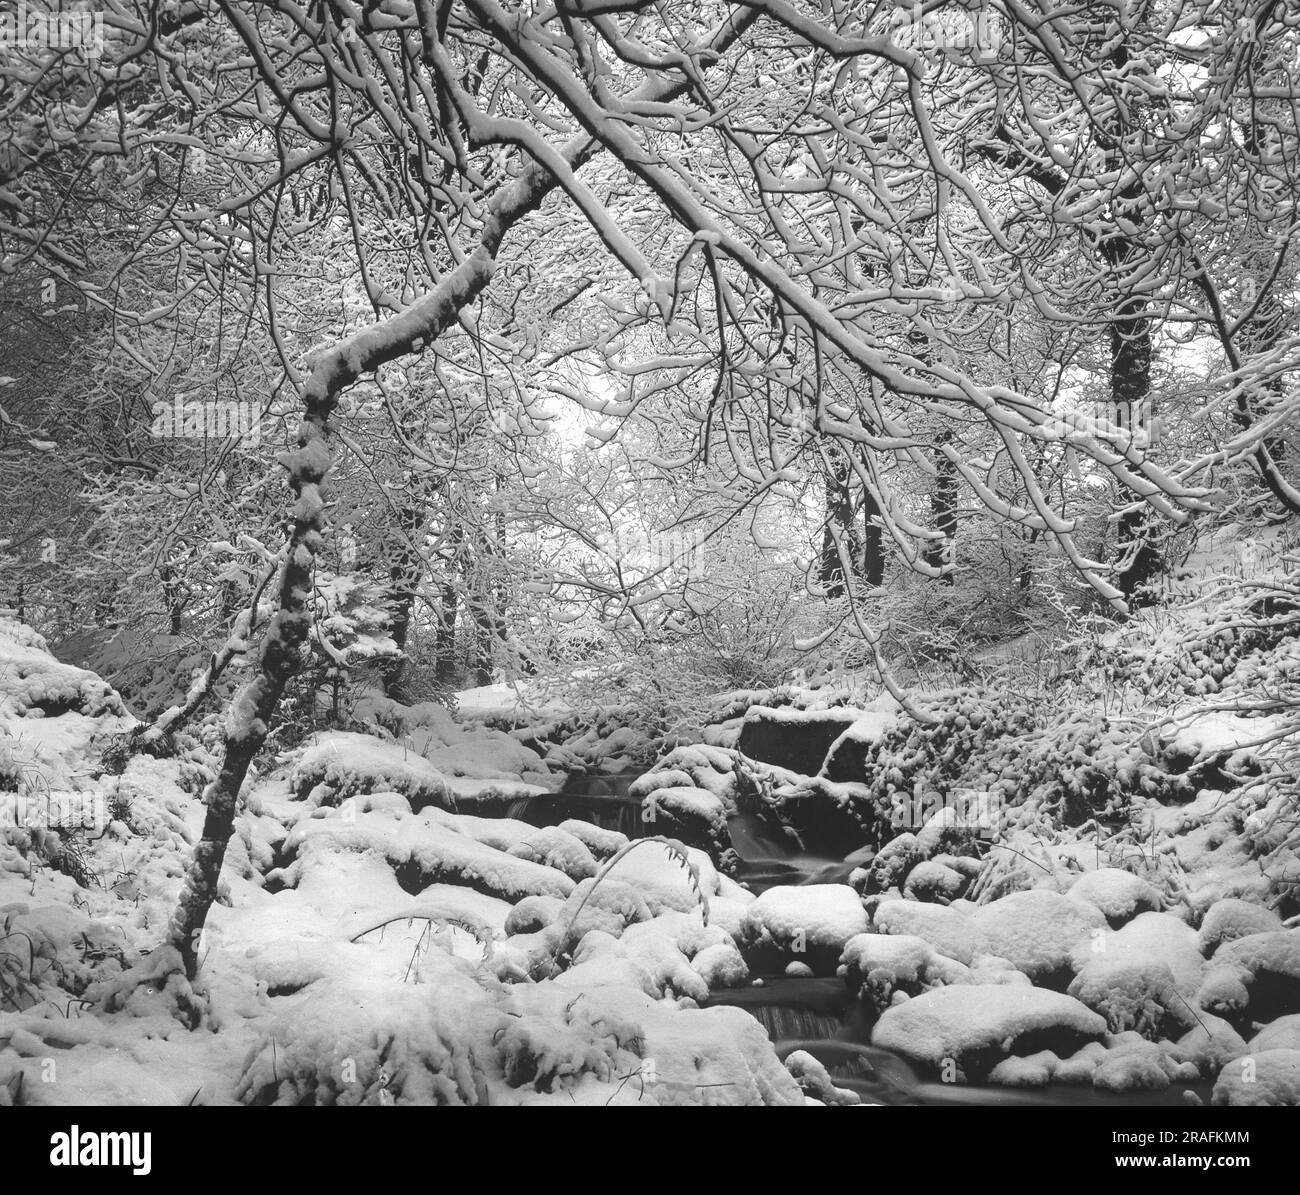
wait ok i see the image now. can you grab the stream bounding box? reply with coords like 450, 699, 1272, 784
510, 771, 1214, 1107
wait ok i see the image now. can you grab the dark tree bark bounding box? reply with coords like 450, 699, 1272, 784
922, 431, 958, 585
818, 450, 858, 598
162, 7, 767, 981
860, 483, 885, 588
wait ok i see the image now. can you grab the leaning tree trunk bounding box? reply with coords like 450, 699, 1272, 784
164, 10, 761, 981
167, 178, 555, 979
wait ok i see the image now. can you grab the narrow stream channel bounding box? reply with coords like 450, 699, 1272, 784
511, 772, 1214, 1107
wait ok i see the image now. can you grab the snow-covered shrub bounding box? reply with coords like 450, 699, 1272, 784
290, 730, 450, 809
237, 964, 493, 1105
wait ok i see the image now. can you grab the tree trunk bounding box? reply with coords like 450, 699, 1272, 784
163, 10, 763, 982
860, 485, 885, 588
818, 451, 857, 598
382, 500, 427, 700
923, 432, 957, 584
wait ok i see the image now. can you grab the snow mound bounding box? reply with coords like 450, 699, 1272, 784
839, 931, 969, 1005
740, 884, 869, 962
1073, 912, 1206, 996
558, 819, 628, 860
784, 1049, 861, 1105
283, 806, 575, 902
1198, 898, 1284, 956
1209, 930, 1300, 1019
972, 890, 1105, 981
508, 827, 599, 880
1212, 1049, 1300, 1106
1249, 1014, 1300, 1054
236, 959, 496, 1105
1067, 957, 1196, 1038
1090, 1038, 1198, 1093
1173, 1015, 1249, 1076
1067, 868, 1163, 924
292, 732, 449, 809
586, 840, 720, 916
871, 985, 1106, 1079
904, 858, 967, 902
873, 899, 983, 965
0, 618, 128, 720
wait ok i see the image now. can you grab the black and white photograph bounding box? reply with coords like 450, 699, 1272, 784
0, 0, 1297, 1145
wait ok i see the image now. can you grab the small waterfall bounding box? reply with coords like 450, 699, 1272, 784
744, 1005, 843, 1041
505, 771, 649, 839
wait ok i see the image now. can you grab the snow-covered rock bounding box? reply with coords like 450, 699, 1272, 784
872, 899, 984, 965
1212, 1049, 1300, 1106
292, 731, 449, 809
871, 984, 1106, 1079
739, 884, 869, 965
1068, 868, 1163, 924
972, 889, 1105, 982
1249, 1013, 1300, 1054
1067, 957, 1196, 1038
783, 1049, 861, 1105
1198, 898, 1284, 956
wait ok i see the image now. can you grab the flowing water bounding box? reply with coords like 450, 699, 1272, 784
510, 772, 1214, 1107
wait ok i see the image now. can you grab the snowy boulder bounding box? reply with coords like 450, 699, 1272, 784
784, 1050, 861, 1105
1198, 898, 1284, 956
508, 827, 599, 880
739, 705, 864, 775
568, 926, 709, 1003
0, 618, 128, 719
1071, 912, 1206, 996
586, 840, 720, 917
1173, 1015, 1249, 1076
840, 933, 937, 987
821, 706, 901, 783
1212, 1049, 1300, 1106
637, 786, 730, 860
1209, 930, 1300, 1020
692, 941, 749, 989
1090, 1038, 1198, 1093
739, 884, 869, 973
871, 985, 1107, 1080
1067, 868, 1163, 925
872, 899, 984, 966
504, 895, 564, 936
1067, 957, 1197, 1039
550, 876, 653, 946
904, 859, 968, 903
1249, 1013, 1300, 1054
1196, 963, 1253, 1019
972, 890, 1106, 984
292, 731, 449, 810
284, 808, 575, 903
839, 932, 969, 1008
865, 833, 923, 894
557, 819, 628, 861
987, 1051, 1058, 1088
1054, 1041, 1109, 1085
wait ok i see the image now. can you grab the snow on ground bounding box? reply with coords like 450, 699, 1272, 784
6, 543, 1300, 1107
